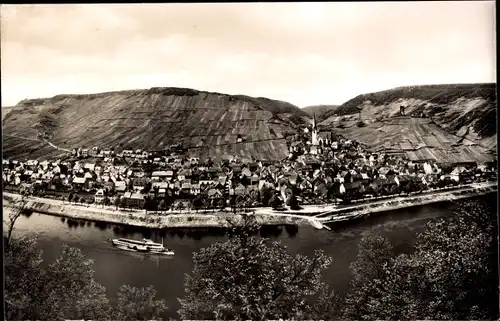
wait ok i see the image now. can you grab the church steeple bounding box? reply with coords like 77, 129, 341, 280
311, 113, 318, 146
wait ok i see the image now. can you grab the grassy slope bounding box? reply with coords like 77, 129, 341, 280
3, 87, 310, 161
302, 105, 339, 123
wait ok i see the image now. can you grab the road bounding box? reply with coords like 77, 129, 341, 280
3, 192, 328, 229
3, 134, 72, 153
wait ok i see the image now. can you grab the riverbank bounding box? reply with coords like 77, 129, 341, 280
3, 192, 309, 228
316, 181, 497, 223
3, 181, 497, 229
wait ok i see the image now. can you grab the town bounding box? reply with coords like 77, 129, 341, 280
3, 117, 496, 215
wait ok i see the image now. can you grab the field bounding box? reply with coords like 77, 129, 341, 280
2, 88, 309, 161
331, 117, 494, 164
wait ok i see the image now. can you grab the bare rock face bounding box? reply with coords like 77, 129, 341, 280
2, 87, 310, 161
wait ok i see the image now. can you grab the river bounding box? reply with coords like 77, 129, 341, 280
7, 196, 484, 320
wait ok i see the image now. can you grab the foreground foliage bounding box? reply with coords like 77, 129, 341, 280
4, 197, 167, 321
345, 198, 498, 320
178, 215, 340, 320
4, 194, 497, 320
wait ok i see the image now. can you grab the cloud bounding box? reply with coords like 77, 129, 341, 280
1, 2, 496, 106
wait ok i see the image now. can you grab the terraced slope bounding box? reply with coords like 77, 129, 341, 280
319, 84, 496, 164
1, 106, 16, 121
302, 105, 339, 123
2, 87, 310, 161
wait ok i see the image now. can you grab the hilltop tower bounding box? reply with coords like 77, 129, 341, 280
311, 113, 319, 146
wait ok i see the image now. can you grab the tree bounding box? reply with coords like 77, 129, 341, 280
5, 217, 166, 321
178, 215, 340, 320
158, 199, 166, 213
259, 186, 273, 206
127, 180, 134, 191
342, 233, 394, 320
346, 198, 498, 320
286, 194, 301, 210
269, 194, 284, 210
68, 192, 73, 203
103, 196, 111, 206
143, 181, 152, 194
218, 198, 226, 211
176, 201, 185, 213
120, 197, 128, 210
36, 245, 112, 320
4, 235, 45, 320
115, 285, 167, 321
3, 194, 28, 249
235, 195, 245, 213
114, 197, 122, 210
192, 195, 204, 213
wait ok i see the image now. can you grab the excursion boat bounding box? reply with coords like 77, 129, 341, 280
110, 237, 175, 255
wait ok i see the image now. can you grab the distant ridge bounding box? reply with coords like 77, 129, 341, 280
302, 105, 339, 123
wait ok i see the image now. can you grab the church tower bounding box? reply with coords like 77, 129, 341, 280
311, 113, 319, 146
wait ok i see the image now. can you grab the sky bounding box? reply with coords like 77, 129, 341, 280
0, 2, 496, 107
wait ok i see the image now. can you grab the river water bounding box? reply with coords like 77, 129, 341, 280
8, 198, 477, 319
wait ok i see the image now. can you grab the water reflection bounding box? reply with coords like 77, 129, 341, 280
95, 221, 107, 230
285, 224, 299, 237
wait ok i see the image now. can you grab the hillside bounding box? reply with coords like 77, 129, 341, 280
1, 106, 16, 121
319, 83, 497, 164
302, 105, 339, 123
2, 87, 310, 161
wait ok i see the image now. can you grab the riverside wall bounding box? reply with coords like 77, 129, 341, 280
3, 181, 497, 229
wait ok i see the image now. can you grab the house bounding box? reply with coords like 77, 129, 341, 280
178, 170, 191, 181
72, 177, 90, 190
190, 183, 201, 195
374, 177, 399, 194
73, 162, 83, 172
181, 181, 192, 193
241, 167, 252, 178
157, 188, 166, 198
95, 189, 105, 204
152, 181, 169, 190
152, 171, 170, 180
26, 159, 38, 169
115, 181, 127, 193
103, 181, 115, 192
450, 166, 467, 182
83, 170, 95, 179
208, 188, 223, 200
40, 160, 50, 170
133, 178, 148, 191
121, 192, 145, 208
344, 181, 363, 195
234, 184, 246, 196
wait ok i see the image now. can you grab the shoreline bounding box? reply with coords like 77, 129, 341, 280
3, 181, 497, 229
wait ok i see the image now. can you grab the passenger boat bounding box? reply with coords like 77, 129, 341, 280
110, 237, 174, 255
